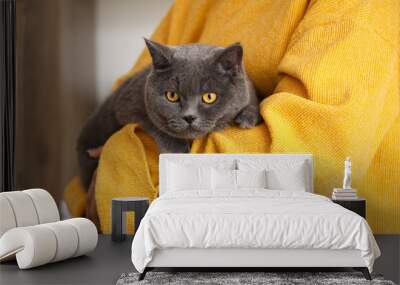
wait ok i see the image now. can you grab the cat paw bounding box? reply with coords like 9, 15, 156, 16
234, 107, 262, 129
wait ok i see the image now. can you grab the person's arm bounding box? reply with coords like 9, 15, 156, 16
95, 125, 159, 233
192, 0, 398, 201
261, 0, 398, 186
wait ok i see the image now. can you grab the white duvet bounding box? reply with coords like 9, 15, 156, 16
131, 190, 380, 273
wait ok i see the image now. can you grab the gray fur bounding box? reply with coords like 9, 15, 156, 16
77, 39, 261, 188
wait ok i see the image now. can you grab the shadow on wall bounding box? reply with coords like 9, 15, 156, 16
16, 0, 97, 203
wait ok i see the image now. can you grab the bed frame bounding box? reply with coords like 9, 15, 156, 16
139, 154, 371, 280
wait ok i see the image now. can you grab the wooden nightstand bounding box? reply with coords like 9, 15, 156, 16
332, 198, 366, 218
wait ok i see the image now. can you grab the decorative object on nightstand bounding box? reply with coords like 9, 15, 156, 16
332, 157, 358, 200
112, 197, 149, 242
332, 198, 366, 218
332, 157, 365, 218
332, 188, 358, 200
342, 156, 352, 189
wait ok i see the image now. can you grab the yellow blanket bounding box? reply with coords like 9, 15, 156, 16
65, 0, 400, 234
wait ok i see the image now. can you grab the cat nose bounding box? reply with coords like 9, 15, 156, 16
183, 115, 196, 124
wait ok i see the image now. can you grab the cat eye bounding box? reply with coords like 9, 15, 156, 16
165, 91, 180, 102
202, 92, 218, 104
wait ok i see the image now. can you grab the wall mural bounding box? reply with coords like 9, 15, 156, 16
56, 1, 399, 235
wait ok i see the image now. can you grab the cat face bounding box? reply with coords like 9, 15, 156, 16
144, 39, 250, 140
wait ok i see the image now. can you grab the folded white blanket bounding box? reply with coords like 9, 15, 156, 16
131, 190, 380, 273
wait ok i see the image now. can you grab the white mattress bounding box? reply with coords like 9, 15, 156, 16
131, 190, 380, 273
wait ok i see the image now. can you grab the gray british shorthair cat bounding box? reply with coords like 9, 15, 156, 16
77, 39, 261, 188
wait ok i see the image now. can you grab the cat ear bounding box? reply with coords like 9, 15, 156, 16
144, 38, 173, 71
215, 43, 243, 76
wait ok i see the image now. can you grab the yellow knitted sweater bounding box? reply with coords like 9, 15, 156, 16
65, 0, 399, 234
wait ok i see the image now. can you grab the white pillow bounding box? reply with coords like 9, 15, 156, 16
167, 163, 212, 191
236, 169, 267, 189
237, 159, 307, 191
266, 168, 306, 191
212, 168, 236, 190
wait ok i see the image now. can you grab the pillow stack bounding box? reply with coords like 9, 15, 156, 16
165, 158, 308, 193
0, 189, 97, 269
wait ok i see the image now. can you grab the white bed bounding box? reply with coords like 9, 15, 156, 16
131, 154, 380, 280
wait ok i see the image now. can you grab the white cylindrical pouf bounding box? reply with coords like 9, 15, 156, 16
65, 218, 98, 257
0, 196, 17, 237
23, 189, 59, 224
0, 226, 57, 269
0, 218, 98, 269
0, 192, 39, 227
42, 221, 79, 262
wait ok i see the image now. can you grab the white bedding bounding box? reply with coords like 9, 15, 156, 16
131, 190, 380, 273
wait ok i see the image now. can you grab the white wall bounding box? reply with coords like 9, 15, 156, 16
95, 0, 173, 101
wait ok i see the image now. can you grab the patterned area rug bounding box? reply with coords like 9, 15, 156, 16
116, 272, 395, 285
